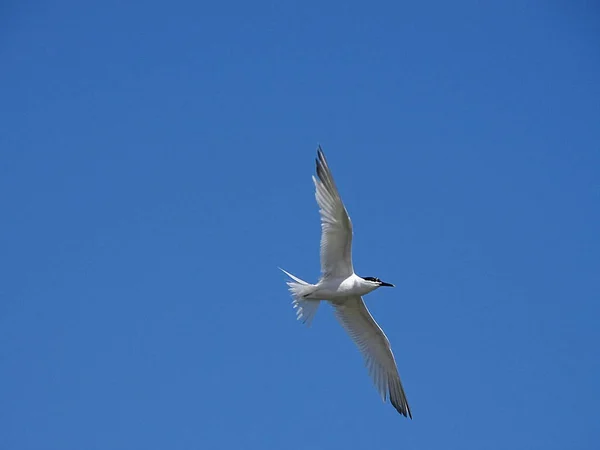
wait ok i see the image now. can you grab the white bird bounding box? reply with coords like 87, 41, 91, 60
280, 146, 412, 418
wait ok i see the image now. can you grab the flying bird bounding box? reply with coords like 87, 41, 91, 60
280, 146, 412, 418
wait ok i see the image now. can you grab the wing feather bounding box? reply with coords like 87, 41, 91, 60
313, 146, 354, 279
334, 296, 412, 418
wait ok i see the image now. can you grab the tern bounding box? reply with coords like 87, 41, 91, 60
280, 146, 412, 418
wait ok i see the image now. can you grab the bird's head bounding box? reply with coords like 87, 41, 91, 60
361, 276, 395, 288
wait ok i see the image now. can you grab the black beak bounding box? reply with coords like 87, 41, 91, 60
380, 281, 395, 287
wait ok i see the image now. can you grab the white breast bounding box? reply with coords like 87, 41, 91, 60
311, 274, 378, 300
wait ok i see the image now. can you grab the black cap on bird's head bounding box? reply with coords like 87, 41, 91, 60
362, 276, 395, 287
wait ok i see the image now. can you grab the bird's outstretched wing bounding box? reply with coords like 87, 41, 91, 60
333, 296, 412, 418
313, 146, 354, 279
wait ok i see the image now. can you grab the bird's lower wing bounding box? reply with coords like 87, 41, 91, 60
333, 296, 412, 418
313, 147, 354, 279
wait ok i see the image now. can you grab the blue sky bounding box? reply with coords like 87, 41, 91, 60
1, 1, 599, 449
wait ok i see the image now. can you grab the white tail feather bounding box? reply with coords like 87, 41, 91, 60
279, 268, 320, 327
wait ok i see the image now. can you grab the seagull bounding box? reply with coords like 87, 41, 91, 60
280, 146, 412, 418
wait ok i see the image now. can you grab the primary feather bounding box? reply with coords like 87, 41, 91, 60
313, 147, 354, 279
334, 296, 412, 418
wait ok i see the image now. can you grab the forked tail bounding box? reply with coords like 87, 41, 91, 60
278, 268, 320, 326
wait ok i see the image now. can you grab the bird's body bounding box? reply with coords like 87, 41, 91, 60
281, 271, 381, 300
280, 146, 412, 418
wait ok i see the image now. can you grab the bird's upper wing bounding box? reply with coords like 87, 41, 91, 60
313, 147, 354, 279
333, 296, 412, 418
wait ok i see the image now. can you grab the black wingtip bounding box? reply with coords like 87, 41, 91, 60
316, 146, 327, 169
391, 396, 413, 419
315, 145, 325, 174
316, 144, 326, 161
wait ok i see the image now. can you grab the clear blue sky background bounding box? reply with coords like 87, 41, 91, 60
1, 1, 599, 449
